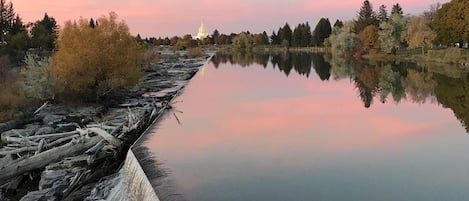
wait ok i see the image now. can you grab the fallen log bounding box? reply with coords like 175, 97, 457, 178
0, 135, 101, 185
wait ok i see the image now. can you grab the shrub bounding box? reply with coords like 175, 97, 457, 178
21, 52, 54, 101
52, 12, 144, 100
186, 47, 205, 58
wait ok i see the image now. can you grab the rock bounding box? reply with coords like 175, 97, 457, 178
35, 127, 56, 136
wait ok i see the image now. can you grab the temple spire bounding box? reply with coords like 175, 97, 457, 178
196, 20, 209, 40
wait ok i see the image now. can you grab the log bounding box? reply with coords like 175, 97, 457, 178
0, 146, 38, 156
85, 128, 122, 148
0, 136, 101, 185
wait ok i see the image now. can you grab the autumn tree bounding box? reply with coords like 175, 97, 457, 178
403, 15, 436, 50
232, 32, 254, 51
358, 25, 380, 49
52, 12, 144, 99
355, 0, 379, 33
312, 18, 332, 46
432, 0, 469, 47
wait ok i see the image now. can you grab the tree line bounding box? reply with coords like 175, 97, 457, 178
0, 0, 58, 64
328, 0, 468, 57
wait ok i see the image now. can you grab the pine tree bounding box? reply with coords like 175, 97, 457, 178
355, 0, 378, 33
391, 3, 403, 16
333, 19, 344, 28
89, 18, 96, 28
0, 0, 15, 45
312, 18, 332, 46
279, 23, 292, 47
377, 5, 388, 22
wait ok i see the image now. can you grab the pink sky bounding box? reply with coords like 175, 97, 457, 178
12, 0, 449, 37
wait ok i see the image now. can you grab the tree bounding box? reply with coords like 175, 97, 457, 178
212, 29, 220, 44
31, 13, 58, 51
271, 31, 280, 45
358, 25, 380, 49
89, 18, 96, 28
423, 3, 441, 23
292, 22, 311, 47
404, 15, 436, 49
391, 3, 403, 16
261, 31, 269, 45
333, 19, 344, 28
52, 12, 144, 99
329, 21, 358, 55
278, 23, 292, 47
0, 0, 15, 45
232, 32, 253, 51
432, 0, 469, 46
379, 13, 407, 54
312, 18, 332, 46
355, 0, 378, 33
377, 5, 388, 22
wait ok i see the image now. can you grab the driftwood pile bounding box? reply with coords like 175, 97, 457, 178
0, 53, 209, 200
0, 103, 157, 201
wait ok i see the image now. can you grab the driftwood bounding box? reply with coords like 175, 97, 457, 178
0, 135, 102, 185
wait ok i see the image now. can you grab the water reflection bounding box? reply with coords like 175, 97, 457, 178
147, 52, 469, 201
212, 52, 469, 132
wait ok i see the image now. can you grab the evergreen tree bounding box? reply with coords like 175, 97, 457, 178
355, 0, 378, 33
89, 18, 96, 28
0, 0, 15, 45
31, 13, 58, 51
333, 19, 344, 28
312, 18, 332, 46
391, 3, 403, 16
212, 29, 220, 44
377, 5, 388, 22
271, 31, 280, 45
278, 23, 292, 47
261, 31, 269, 45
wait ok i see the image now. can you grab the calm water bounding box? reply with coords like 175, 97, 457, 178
145, 52, 469, 201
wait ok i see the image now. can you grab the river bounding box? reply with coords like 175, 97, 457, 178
143, 51, 469, 201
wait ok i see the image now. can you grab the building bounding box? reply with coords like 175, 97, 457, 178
195, 21, 209, 40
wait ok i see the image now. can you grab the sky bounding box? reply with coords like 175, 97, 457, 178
12, 0, 449, 38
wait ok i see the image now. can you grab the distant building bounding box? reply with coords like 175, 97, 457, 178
195, 21, 209, 40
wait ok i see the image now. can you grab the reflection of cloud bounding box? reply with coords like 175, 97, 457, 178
147, 61, 457, 158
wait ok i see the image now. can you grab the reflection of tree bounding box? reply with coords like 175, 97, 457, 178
231, 51, 254, 67
271, 52, 293, 77
354, 65, 381, 108
328, 55, 357, 80
311, 53, 331, 80
404, 69, 436, 103
291, 53, 312, 77
434, 73, 469, 132
379, 64, 406, 103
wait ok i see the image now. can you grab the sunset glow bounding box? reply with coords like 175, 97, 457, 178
12, 0, 449, 37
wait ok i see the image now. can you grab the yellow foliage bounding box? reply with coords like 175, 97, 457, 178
52, 12, 143, 98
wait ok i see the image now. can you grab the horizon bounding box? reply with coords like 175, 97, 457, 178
12, 0, 449, 38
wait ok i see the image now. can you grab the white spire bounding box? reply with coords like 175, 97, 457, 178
196, 20, 209, 40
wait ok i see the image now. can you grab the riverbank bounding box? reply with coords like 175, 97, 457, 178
0, 50, 210, 200
364, 48, 469, 68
